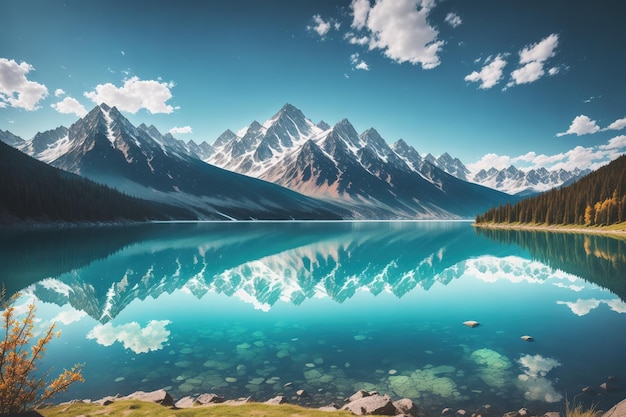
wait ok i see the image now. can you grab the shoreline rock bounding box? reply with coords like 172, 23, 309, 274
54, 388, 626, 417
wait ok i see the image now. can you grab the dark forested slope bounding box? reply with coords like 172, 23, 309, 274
475, 154, 626, 227
0, 141, 195, 226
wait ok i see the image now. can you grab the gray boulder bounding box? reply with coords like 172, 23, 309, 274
122, 389, 174, 406
603, 399, 626, 417
174, 396, 197, 408
393, 398, 421, 417
196, 393, 225, 404
265, 395, 289, 405
341, 393, 397, 416
347, 390, 372, 403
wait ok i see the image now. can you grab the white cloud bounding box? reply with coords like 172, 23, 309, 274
599, 135, 626, 150
468, 136, 623, 174
507, 34, 560, 88
345, 33, 369, 45
0, 57, 49, 110
84, 76, 175, 114
605, 117, 626, 131
509, 61, 544, 85
351, 0, 370, 30
86, 320, 171, 354
519, 33, 559, 64
467, 153, 513, 171
308, 14, 333, 37
52, 308, 87, 325
444, 12, 462, 28
51, 96, 88, 117
549, 145, 610, 171
605, 299, 626, 314
557, 299, 601, 316
556, 115, 600, 137
169, 125, 193, 134
350, 53, 370, 71
465, 54, 507, 89
54, 88, 66, 97
518, 354, 561, 378
516, 354, 563, 403
364, 0, 444, 69
558, 298, 626, 316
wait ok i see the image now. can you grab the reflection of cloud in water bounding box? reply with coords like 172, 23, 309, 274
86, 320, 171, 353
557, 298, 626, 316
52, 307, 87, 325
517, 354, 562, 403
605, 299, 626, 313
464, 256, 581, 284
553, 282, 585, 292
557, 299, 602, 316
518, 354, 561, 377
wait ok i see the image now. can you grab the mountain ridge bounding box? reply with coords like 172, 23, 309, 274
205, 103, 513, 219
15, 103, 344, 221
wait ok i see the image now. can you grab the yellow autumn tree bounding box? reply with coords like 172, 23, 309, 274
0, 287, 84, 414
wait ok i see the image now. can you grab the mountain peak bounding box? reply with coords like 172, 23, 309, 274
393, 139, 408, 148
317, 120, 331, 130
268, 103, 308, 128
278, 103, 300, 114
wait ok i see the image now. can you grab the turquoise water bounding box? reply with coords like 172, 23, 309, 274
1, 222, 625, 414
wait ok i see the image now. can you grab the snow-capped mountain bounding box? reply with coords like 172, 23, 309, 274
0, 129, 25, 146
18, 103, 342, 220
418, 151, 589, 196
471, 165, 590, 196
18, 126, 70, 163
206, 104, 511, 219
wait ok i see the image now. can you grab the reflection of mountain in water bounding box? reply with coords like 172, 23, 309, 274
475, 228, 626, 301
0, 226, 161, 295
14, 222, 511, 322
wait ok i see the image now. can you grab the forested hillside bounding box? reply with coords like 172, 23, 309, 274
475, 154, 626, 227
0, 141, 195, 226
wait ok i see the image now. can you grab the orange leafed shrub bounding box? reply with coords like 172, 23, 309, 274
0, 287, 84, 414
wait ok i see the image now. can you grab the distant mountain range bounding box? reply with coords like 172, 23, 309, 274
476, 154, 626, 227
201, 104, 512, 218
9, 104, 342, 221
1, 103, 591, 221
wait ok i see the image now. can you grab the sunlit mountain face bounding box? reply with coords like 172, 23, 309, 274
2, 222, 625, 415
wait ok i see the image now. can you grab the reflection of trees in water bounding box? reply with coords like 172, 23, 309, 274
475, 228, 626, 301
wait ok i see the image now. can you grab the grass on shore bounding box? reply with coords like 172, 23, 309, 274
565, 399, 600, 417
473, 221, 626, 236
39, 400, 353, 417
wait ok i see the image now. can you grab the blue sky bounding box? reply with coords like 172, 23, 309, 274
2, 0, 626, 172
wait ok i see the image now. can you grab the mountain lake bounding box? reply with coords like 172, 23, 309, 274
1, 221, 625, 415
